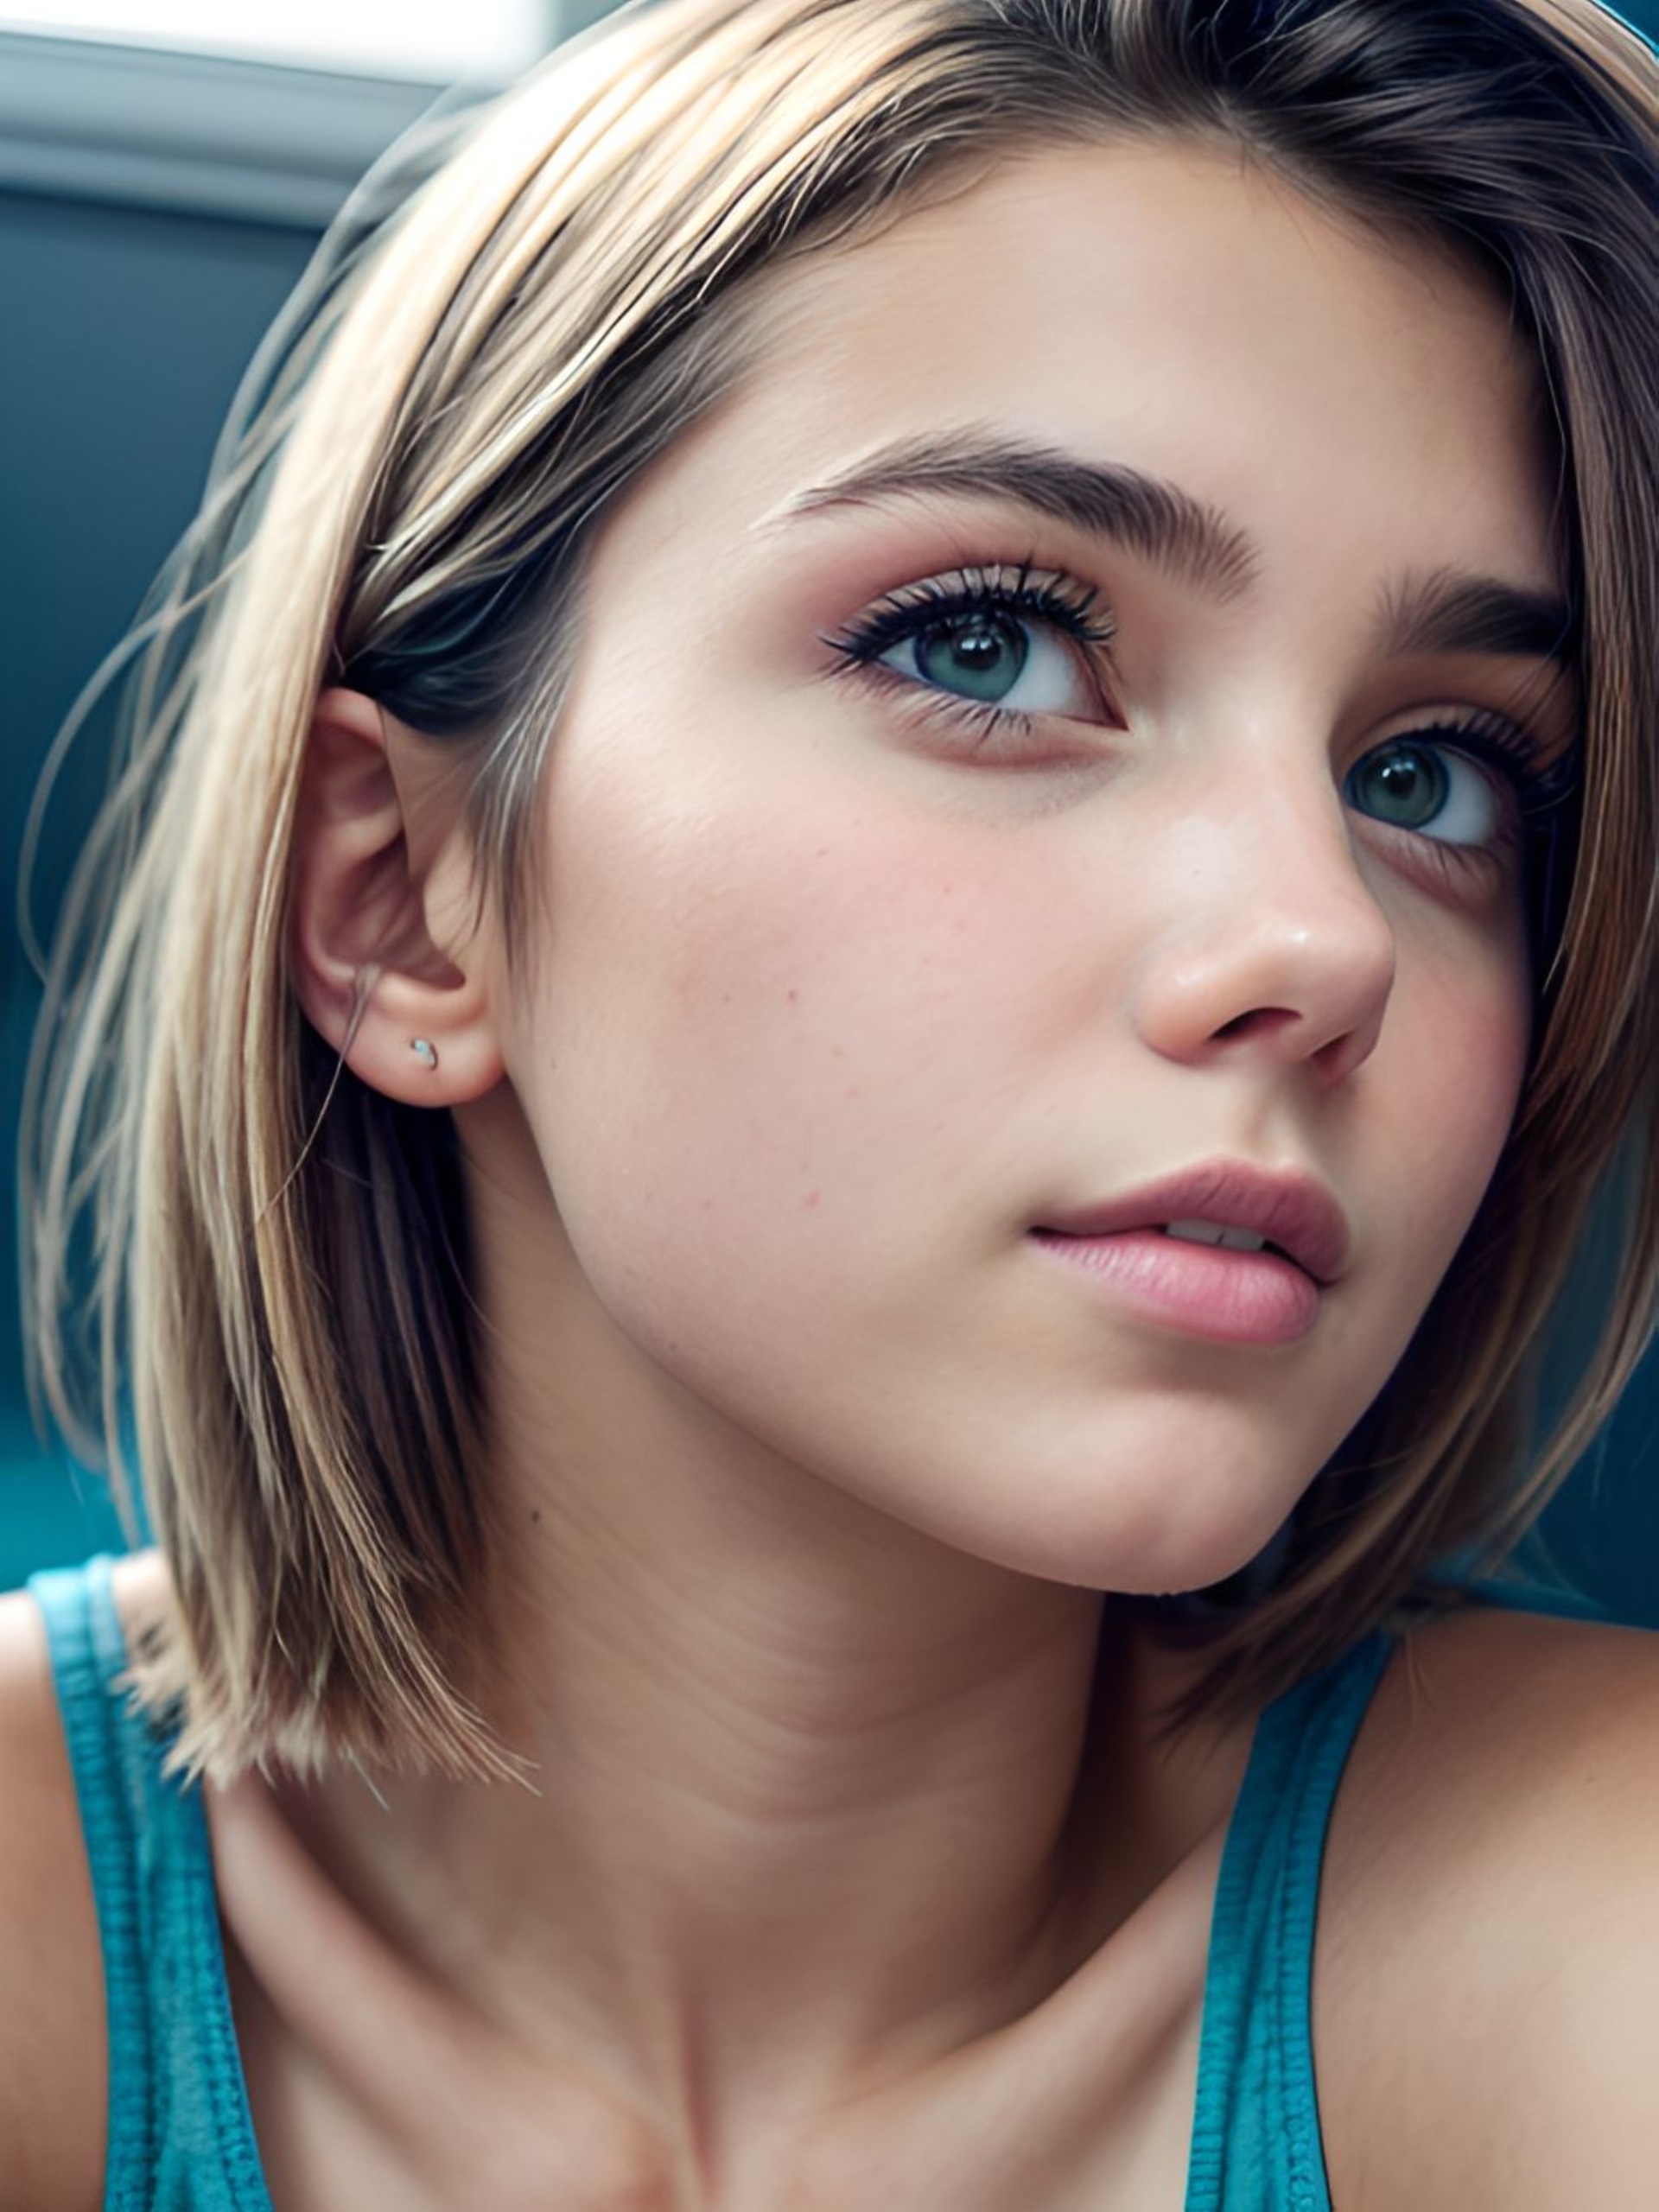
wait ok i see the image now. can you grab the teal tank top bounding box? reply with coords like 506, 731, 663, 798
27, 1552, 1417, 2208
30, 1554, 272, 2212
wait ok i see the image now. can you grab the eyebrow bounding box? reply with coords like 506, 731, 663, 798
1376, 568, 1577, 670
767, 429, 1579, 671
772, 429, 1259, 600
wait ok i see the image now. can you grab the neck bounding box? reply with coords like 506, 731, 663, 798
454, 1292, 1116, 2116
239, 1109, 1255, 2177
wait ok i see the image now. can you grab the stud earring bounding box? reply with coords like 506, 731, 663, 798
409, 1038, 439, 1071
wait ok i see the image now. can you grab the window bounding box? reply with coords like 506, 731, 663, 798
0, 1, 629, 224
0, 0, 571, 81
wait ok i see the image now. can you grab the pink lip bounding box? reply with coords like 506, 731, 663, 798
1033, 1161, 1350, 1286
1027, 1162, 1350, 1349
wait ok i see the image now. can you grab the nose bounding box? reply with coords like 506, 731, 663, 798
1128, 778, 1397, 1089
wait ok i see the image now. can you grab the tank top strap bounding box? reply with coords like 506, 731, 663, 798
31, 1548, 1392, 2212
1185, 1626, 1395, 2212
28, 1553, 274, 2212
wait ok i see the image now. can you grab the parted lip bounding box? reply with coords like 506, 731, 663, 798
1033, 1160, 1351, 1287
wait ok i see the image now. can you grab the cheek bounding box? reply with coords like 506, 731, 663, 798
1377, 926, 1532, 1294
514, 754, 1058, 1348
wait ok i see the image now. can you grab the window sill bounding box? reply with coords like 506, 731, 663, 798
0, 30, 477, 227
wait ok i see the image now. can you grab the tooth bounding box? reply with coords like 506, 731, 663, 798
1165, 1220, 1268, 1253
1166, 1220, 1226, 1246
1217, 1227, 1268, 1254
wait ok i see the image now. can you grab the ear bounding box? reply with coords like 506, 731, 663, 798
289, 688, 505, 1105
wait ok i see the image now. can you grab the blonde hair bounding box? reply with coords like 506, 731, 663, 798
23, 0, 1659, 1781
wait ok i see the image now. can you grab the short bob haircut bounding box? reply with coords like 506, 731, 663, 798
22, 0, 1659, 1785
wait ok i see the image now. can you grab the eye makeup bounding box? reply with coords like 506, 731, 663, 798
825, 557, 1118, 663
820, 557, 1122, 757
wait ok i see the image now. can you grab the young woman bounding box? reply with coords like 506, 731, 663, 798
5, 0, 1658, 2204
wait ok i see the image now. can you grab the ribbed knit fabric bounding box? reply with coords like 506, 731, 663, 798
1183, 1627, 1392, 2210
29, 1554, 1435, 2209
29, 1554, 274, 2212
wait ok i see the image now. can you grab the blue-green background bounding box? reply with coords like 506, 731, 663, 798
3, 13, 1657, 1605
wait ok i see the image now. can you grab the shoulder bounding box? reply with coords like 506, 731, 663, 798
0, 1554, 168, 2212
0, 1574, 109, 2211
1318, 1600, 1659, 2212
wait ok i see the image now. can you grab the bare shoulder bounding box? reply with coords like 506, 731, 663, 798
0, 1576, 109, 2212
1318, 1601, 1659, 2212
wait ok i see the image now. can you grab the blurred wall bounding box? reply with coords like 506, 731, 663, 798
3, 13, 1657, 1606
2, 196, 321, 1573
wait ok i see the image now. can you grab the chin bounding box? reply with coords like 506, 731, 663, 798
1023, 1427, 1317, 1598
952, 1471, 1304, 1604
1088, 1534, 1291, 1604
1144, 1516, 1298, 1605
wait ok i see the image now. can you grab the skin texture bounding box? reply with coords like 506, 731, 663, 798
259, 136, 1578, 2204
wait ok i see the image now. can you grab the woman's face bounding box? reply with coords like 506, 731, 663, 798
474, 138, 1574, 1593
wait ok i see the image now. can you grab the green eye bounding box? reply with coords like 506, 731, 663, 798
913, 613, 1030, 702
846, 564, 1116, 732
1346, 741, 1450, 830
1343, 736, 1505, 849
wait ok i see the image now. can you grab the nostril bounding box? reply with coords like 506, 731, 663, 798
1310, 1019, 1382, 1088
1211, 1006, 1299, 1046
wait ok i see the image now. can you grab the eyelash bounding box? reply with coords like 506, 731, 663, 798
824, 563, 1578, 868
824, 561, 1119, 746
1373, 713, 1577, 894
1395, 713, 1579, 826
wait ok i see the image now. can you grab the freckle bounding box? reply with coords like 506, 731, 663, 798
721, 992, 732, 1004
787, 988, 799, 1004
804, 1191, 821, 1210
